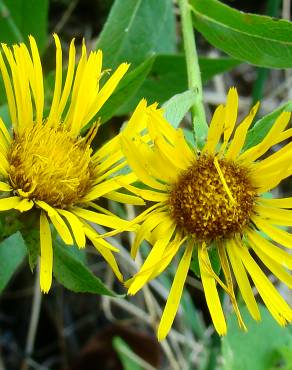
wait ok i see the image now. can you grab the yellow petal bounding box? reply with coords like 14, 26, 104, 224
198, 244, 227, 335
256, 205, 292, 227
147, 120, 191, 170
119, 181, 168, 203
149, 234, 187, 281
0, 181, 11, 191
252, 245, 292, 288
221, 87, 238, 151
157, 242, 193, 341
0, 196, 22, 210
226, 240, 260, 321
128, 222, 175, 295
29, 35, 44, 125
259, 196, 292, 209
252, 168, 288, 193
81, 175, 137, 202
64, 40, 87, 129
132, 210, 168, 258
57, 209, 86, 248
70, 51, 102, 133
131, 135, 179, 183
85, 225, 123, 282
148, 106, 177, 144
0, 52, 17, 125
120, 136, 167, 191
247, 227, 292, 267
36, 200, 73, 245
203, 104, 224, 154
239, 111, 291, 163
0, 117, 11, 144
82, 222, 119, 252
57, 38, 76, 121
218, 244, 246, 331
40, 211, 53, 293
72, 207, 131, 230
83, 62, 130, 125
254, 141, 292, 173
15, 198, 34, 212
151, 133, 190, 171
47, 34, 63, 126
226, 102, 259, 159
103, 191, 145, 206
252, 217, 292, 250
238, 244, 292, 326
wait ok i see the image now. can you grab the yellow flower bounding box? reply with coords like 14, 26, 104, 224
0, 34, 138, 293
120, 91, 292, 340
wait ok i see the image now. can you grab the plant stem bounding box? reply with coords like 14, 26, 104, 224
21, 262, 42, 370
179, 0, 208, 147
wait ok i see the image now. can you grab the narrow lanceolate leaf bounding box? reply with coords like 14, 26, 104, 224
190, 0, 292, 68
162, 90, 197, 128
0, 0, 48, 52
53, 242, 121, 297
99, 57, 155, 123
0, 232, 27, 292
113, 337, 143, 370
96, 0, 176, 69
222, 305, 292, 370
244, 101, 292, 150
118, 55, 240, 115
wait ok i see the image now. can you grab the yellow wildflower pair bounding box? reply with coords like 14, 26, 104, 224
0, 36, 291, 339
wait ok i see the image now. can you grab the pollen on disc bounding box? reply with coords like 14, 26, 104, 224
168, 155, 257, 241
8, 124, 94, 208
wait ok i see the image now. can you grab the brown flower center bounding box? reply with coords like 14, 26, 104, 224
168, 155, 256, 241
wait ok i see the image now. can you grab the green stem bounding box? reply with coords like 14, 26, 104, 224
179, 0, 208, 147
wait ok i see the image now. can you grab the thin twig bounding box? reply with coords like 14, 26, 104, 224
46, 0, 79, 48
0, 352, 6, 370
21, 263, 42, 370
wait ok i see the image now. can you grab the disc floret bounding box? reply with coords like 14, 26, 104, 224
8, 124, 94, 208
168, 154, 257, 241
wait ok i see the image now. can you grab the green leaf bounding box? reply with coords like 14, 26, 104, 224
244, 101, 292, 150
0, 232, 27, 292
180, 289, 206, 338
118, 55, 240, 115
221, 305, 292, 370
22, 228, 40, 272
0, 104, 10, 125
113, 337, 143, 370
96, 0, 176, 69
0, 0, 49, 52
162, 90, 197, 128
53, 242, 121, 297
190, 245, 221, 278
271, 346, 292, 370
17, 211, 40, 272
190, 0, 292, 68
99, 57, 155, 123
200, 56, 241, 82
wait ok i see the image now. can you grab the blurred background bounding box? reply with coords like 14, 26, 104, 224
0, 1, 291, 370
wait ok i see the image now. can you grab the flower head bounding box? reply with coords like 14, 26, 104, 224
120, 91, 292, 340
0, 34, 137, 292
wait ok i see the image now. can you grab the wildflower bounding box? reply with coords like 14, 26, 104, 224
120, 91, 292, 340
0, 34, 139, 292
